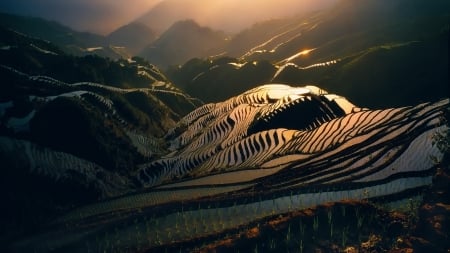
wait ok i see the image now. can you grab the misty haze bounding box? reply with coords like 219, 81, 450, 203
0, 0, 449, 252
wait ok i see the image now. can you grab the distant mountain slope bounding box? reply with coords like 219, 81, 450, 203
0, 12, 103, 46
107, 22, 156, 56
169, 31, 448, 108
136, 0, 338, 34
166, 58, 277, 102
0, 12, 132, 59
230, 0, 450, 64
139, 20, 227, 68
273, 34, 449, 108
136, 0, 198, 34
167, 0, 449, 108
225, 18, 301, 58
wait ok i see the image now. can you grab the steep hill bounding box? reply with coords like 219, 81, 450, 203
0, 12, 131, 59
0, 26, 202, 169
136, 0, 338, 34
136, 0, 198, 34
167, 0, 449, 108
107, 22, 156, 56
139, 20, 228, 68
273, 34, 449, 108
228, 0, 450, 63
167, 58, 277, 102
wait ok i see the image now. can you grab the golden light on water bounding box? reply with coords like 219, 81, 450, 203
298, 49, 314, 56
278, 48, 317, 64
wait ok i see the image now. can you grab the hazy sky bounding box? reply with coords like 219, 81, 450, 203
141, 0, 338, 33
0, 0, 336, 35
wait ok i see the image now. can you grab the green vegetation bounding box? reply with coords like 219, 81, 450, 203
432, 123, 450, 165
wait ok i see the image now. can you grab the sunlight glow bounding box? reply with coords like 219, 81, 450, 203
298, 49, 314, 56
264, 85, 311, 100
278, 48, 317, 64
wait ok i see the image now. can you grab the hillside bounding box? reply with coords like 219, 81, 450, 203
227, 0, 450, 63
166, 58, 277, 102
167, 0, 449, 108
107, 22, 156, 56
136, 0, 338, 34
0, 12, 104, 46
0, 12, 135, 59
139, 20, 228, 68
5, 84, 450, 253
0, 27, 202, 242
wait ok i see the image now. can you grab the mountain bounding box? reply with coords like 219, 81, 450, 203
139, 20, 228, 68
0, 12, 131, 59
0, 12, 104, 47
272, 33, 449, 108
136, 0, 197, 34
136, 0, 339, 34
135, 0, 339, 67
167, 0, 449, 108
167, 57, 277, 101
230, 0, 450, 64
225, 18, 301, 58
107, 22, 156, 56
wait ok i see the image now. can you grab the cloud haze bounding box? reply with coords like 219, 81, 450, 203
182, 0, 338, 32
138, 0, 338, 33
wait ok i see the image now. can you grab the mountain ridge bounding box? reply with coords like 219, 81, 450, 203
167, 0, 449, 107
136, 0, 338, 34
0, 12, 127, 58
139, 19, 228, 68
107, 22, 156, 56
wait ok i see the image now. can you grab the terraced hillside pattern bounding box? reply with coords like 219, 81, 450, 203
1, 0, 449, 252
